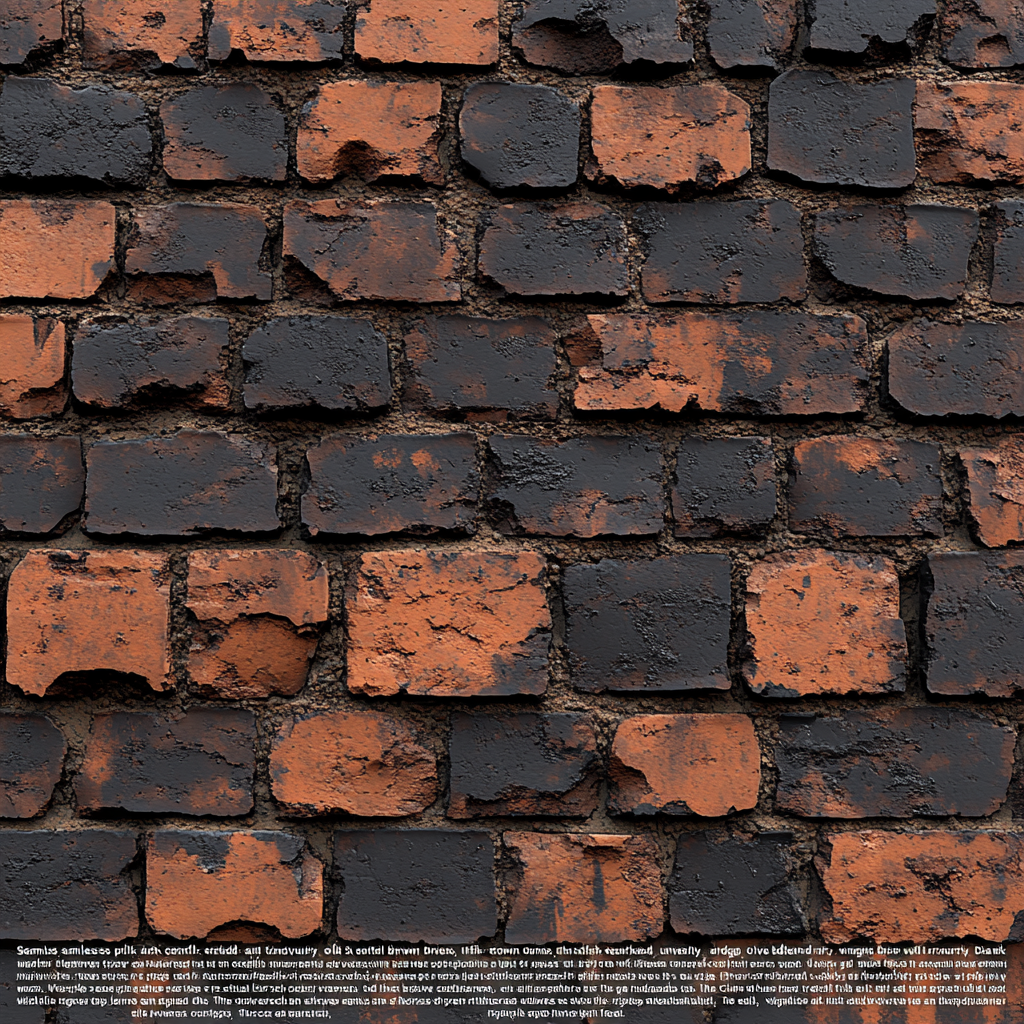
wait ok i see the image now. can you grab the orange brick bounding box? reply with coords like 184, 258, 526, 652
83, 0, 203, 69
963, 436, 1024, 546
209, 0, 346, 62
355, 0, 499, 65
0, 315, 66, 418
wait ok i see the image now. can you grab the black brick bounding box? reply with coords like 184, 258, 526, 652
0, 714, 65, 819
808, 0, 935, 53
707, 0, 797, 70
992, 200, 1024, 304
0, 2, 62, 66
942, 1, 1024, 68
0, 435, 83, 534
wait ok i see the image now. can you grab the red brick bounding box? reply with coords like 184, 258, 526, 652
146, 830, 323, 940
504, 833, 663, 943
590, 84, 751, 191
0, 714, 65, 818
355, 0, 499, 65
270, 710, 438, 817
83, 0, 203, 70
6, 549, 171, 697
0, 0, 62, 66
609, 714, 761, 817
0, 315, 65, 418
0, 200, 115, 300
346, 550, 550, 698
963, 437, 1024, 546
942, 0, 1024, 67
209, 0, 346, 63
743, 549, 907, 698
0, 434, 84, 533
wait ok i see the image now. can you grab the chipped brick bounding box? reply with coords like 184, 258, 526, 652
355, 0, 498, 65
0, 436, 81, 534
963, 437, 1024, 546
83, 0, 202, 69
809, 0, 935, 53
992, 200, 1024, 303
942, 0, 1024, 67
0, 714, 65, 818
0, 0, 62, 66
0, 315, 66, 419
708, 0, 797, 69
209, 0, 345, 63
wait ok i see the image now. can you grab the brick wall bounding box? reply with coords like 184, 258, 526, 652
1, 1, 1023, 1016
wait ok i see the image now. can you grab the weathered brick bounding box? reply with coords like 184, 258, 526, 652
146, 830, 323, 940
6, 550, 171, 697
591, 84, 750, 191
814, 205, 978, 300
479, 202, 627, 296
209, 0, 345, 63
404, 315, 558, 420
672, 436, 776, 537
808, 0, 935, 53
708, 0, 797, 69
504, 832, 663, 943
161, 85, 286, 182
0, 0, 62, 65
76, 710, 255, 816
298, 80, 442, 184
73, 317, 230, 410
243, 316, 390, 413
776, 709, 1015, 819
271, 711, 438, 817
572, 311, 870, 415
83, 0, 202, 69
0, 200, 115, 300
284, 199, 460, 302
0, 714, 65, 818
638, 200, 806, 304
303, 433, 478, 536
768, 71, 915, 188
669, 833, 803, 936
0, 435, 83, 534
942, 0, 1024, 67
0, 831, 138, 940
335, 830, 496, 942
963, 437, 1024, 546
0, 315, 65, 419
927, 550, 1024, 697
85, 430, 280, 536
460, 82, 580, 190
564, 556, 731, 692
187, 549, 328, 699
488, 435, 662, 537
743, 550, 907, 698
610, 714, 760, 816
355, 0, 498, 65
790, 436, 943, 538
448, 713, 600, 818
346, 550, 550, 698
992, 200, 1024, 303
819, 831, 1024, 944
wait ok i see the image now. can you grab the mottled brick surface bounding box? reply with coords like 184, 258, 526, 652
808, 0, 935, 53
963, 436, 1024, 546
992, 200, 1024, 303
355, 0, 499, 65
0, 714, 65, 818
209, 0, 346, 63
0, 435, 83, 533
84, 0, 202, 69
0, 0, 62, 65
942, 0, 1024, 67
708, 0, 797, 69
0, 315, 66, 419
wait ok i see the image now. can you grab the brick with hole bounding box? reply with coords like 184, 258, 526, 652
707, 0, 797, 69
346, 550, 550, 698
0, 315, 66, 419
808, 0, 935, 53
942, 0, 1024, 67
963, 437, 1024, 546
0, 0, 62, 65
6, 549, 171, 697
209, 0, 345, 62
992, 200, 1024, 303
83, 0, 202, 69
355, 0, 499, 65
187, 549, 328, 700
146, 830, 323, 940
0, 435, 83, 534
743, 550, 907, 697
564, 556, 731, 693
0, 714, 65, 818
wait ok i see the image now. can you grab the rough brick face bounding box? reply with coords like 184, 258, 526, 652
0, 714, 66, 818
0, 435, 83, 533
942, 0, 1024, 67
708, 0, 797, 69
963, 437, 1024, 546
209, 0, 346, 63
808, 0, 935, 53
0, 315, 66, 419
355, 0, 499, 65
992, 200, 1024, 303
83, 0, 202, 69
0, 0, 62, 65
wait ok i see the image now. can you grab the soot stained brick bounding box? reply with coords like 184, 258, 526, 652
242, 316, 391, 413
355, 0, 499, 65
767, 71, 916, 189
0, 714, 65, 818
302, 433, 478, 536
707, 0, 797, 69
672, 436, 776, 537
85, 430, 280, 536
487, 435, 662, 537
993, 200, 1024, 303
942, 0, 1024, 67
776, 709, 1016, 818
0, 1, 62, 65
564, 556, 731, 693
0, 435, 83, 534
479, 203, 627, 296
73, 317, 230, 410
963, 437, 1024, 546
789, 436, 943, 538
209, 0, 346, 63
448, 713, 600, 818
404, 315, 558, 420
0, 831, 138, 940
0, 315, 66, 419
335, 830, 497, 943
83, 0, 203, 70
669, 833, 803, 936
808, 0, 935, 53
638, 200, 806, 304
814, 205, 978, 300
76, 710, 256, 817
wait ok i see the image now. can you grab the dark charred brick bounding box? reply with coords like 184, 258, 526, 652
0, 714, 65, 818
669, 832, 803, 936
0, 1, 62, 66
404, 315, 558, 420
638, 200, 806, 304
790, 436, 943, 538
942, 0, 1024, 67
83, 0, 203, 70
963, 437, 1024, 547
479, 203, 627, 296
767, 71, 915, 188
209, 0, 346, 63
808, 0, 935, 53
75, 710, 256, 817
448, 713, 600, 818
334, 830, 497, 943
85, 430, 280, 536
672, 436, 776, 537
814, 205, 978, 300
512, 0, 693, 73
992, 200, 1024, 303
460, 82, 580, 190
73, 317, 230, 410
564, 556, 731, 692
0, 315, 66, 419
776, 709, 1015, 818
354, 0, 499, 65
927, 550, 1024, 697
303, 433, 478, 536
161, 85, 287, 182
0, 77, 151, 186
0, 830, 138, 940
488, 435, 662, 537
0, 435, 83, 534
707, 0, 797, 69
